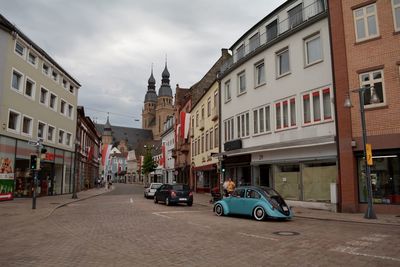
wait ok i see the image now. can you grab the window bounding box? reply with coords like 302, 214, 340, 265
214, 125, 219, 148
353, 3, 379, 42
305, 34, 322, 66
224, 80, 231, 102
205, 131, 209, 152
207, 98, 211, 117
275, 97, 296, 130
66, 133, 72, 146
201, 134, 204, 153
359, 70, 385, 106
224, 118, 234, 142
28, 52, 37, 66
22, 115, 33, 136
68, 104, 73, 118
8, 110, 21, 132
38, 121, 46, 139
25, 78, 35, 98
253, 105, 271, 135
42, 63, 50, 76
12, 69, 23, 92
393, 0, 400, 32
255, 61, 265, 86
60, 100, 66, 115
58, 129, 64, 144
201, 106, 204, 119
40, 87, 48, 105
266, 20, 278, 41
196, 111, 199, 127
210, 129, 213, 150
288, 4, 303, 28
49, 93, 57, 110
302, 87, 332, 124
15, 41, 25, 57
47, 125, 55, 142
214, 91, 218, 108
52, 70, 58, 82
249, 32, 260, 52
236, 111, 250, 138
237, 71, 246, 95
62, 79, 68, 89
69, 85, 74, 94
236, 44, 245, 60
277, 48, 290, 77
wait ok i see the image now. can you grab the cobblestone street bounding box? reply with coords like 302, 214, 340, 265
1, 184, 399, 267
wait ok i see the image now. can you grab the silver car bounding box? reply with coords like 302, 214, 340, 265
144, 183, 163, 198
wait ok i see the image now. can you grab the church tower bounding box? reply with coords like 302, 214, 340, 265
102, 115, 113, 145
154, 61, 174, 140
142, 67, 157, 131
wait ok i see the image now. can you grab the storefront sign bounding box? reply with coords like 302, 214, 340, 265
44, 153, 55, 161
0, 157, 14, 201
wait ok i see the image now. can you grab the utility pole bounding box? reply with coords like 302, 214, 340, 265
29, 139, 43, 209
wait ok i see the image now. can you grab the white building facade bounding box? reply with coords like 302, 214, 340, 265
161, 116, 175, 184
220, 0, 337, 210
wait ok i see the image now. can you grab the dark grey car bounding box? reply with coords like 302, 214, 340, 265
154, 184, 193, 206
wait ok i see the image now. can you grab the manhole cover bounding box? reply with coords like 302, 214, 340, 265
273, 231, 300, 236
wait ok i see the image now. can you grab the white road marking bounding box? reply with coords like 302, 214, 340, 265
238, 232, 278, 241
331, 246, 400, 262
360, 236, 382, 242
152, 211, 200, 219
188, 222, 211, 229
345, 240, 372, 247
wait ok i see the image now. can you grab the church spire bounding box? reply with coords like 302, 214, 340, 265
144, 65, 157, 103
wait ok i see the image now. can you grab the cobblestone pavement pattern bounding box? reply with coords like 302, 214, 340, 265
0, 184, 399, 267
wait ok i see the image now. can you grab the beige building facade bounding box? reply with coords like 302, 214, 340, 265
0, 14, 80, 200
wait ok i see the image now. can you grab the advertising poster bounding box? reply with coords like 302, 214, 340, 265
0, 157, 14, 201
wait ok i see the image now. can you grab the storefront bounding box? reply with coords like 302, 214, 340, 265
0, 135, 74, 200
223, 154, 252, 187
194, 164, 218, 193
357, 150, 400, 205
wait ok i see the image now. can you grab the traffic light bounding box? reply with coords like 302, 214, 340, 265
221, 162, 225, 173
30, 155, 37, 170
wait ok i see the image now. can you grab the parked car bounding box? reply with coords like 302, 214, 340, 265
154, 183, 193, 206
213, 186, 293, 221
144, 183, 163, 198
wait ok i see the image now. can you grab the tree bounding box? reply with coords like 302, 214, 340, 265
142, 150, 157, 177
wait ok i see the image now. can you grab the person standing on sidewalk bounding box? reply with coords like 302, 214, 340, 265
226, 178, 235, 196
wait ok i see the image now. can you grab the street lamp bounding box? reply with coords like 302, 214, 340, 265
344, 86, 379, 219
72, 139, 79, 199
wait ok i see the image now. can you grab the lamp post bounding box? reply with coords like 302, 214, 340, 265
72, 139, 79, 199
344, 86, 379, 219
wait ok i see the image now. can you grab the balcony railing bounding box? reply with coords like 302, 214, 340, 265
221, 0, 326, 74
211, 106, 219, 121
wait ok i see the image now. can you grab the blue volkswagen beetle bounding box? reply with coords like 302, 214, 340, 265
213, 186, 293, 221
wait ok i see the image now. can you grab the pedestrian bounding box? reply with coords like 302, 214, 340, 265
223, 179, 229, 197
97, 177, 101, 189
226, 178, 235, 196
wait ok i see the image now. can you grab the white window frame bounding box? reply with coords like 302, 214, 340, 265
69, 85, 75, 95
42, 62, 50, 76
224, 80, 231, 102
359, 69, 386, 108
214, 125, 219, 148
275, 97, 297, 131
304, 33, 323, 67
68, 104, 74, 119
353, 3, 380, 42
39, 86, 49, 106
276, 48, 290, 78
60, 99, 67, 116
37, 120, 47, 140
11, 68, 24, 93
253, 104, 271, 136
392, 0, 400, 32
21, 114, 33, 137
301, 87, 333, 125
249, 32, 260, 53
7, 109, 21, 134
27, 51, 38, 68
236, 111, 250, 138
224, 117, 234, 142
47, 124, 56, 143
14, 40, 26, 59
62, 78, 68, 89
237, 71, 246, 96
24, 76, 36, 100
255, 60, 266, 87
58, 129, 65, 145
65, 132, 72, 147
49, 92, 58, 111
51, 69, 59, 83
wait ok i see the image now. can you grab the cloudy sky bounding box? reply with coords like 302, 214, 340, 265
0, 0, 285, 127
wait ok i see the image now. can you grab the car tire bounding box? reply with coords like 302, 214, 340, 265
187, 201, 193, 206
214, 203, 224, 216
253, 206, 266, 221
166, 197, 170, 206
154, 195, 158, 204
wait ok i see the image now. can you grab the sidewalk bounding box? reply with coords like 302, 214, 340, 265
192, 192, 400, 226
